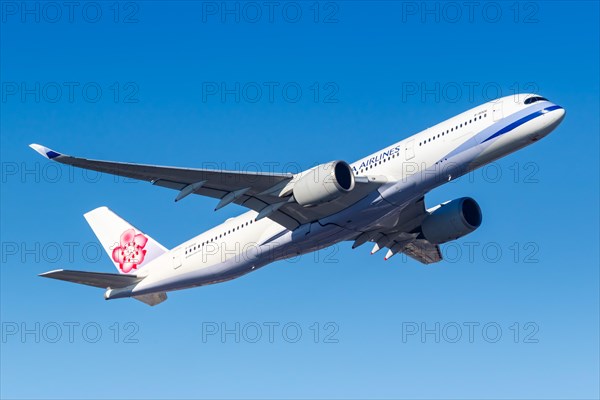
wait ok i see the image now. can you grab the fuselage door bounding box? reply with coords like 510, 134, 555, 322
492, 100, 504, 122
405, 139, 415, 160
172, 248, 182, 269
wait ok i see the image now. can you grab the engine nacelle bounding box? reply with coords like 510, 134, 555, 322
421, 197, 482, 244
292, 161, 355, 207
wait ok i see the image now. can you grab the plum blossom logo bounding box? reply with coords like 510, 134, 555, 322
112, 229, 148, 273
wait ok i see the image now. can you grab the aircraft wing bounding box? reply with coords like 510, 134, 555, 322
30, 144, 383, 230
352, 197, 443, 264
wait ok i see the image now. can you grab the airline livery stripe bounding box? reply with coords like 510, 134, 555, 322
482, 105, 563, 143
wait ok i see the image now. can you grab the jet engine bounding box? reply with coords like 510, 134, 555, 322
421, 197, 482, 244
292, 161, 355, 207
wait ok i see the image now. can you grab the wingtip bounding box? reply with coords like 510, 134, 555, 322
29, 143, 62, 159
39, 269, 64, 277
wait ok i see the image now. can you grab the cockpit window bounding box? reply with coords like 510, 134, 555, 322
524, 96, 548, 104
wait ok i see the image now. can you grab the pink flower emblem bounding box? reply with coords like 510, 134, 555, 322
112, 229, 148, 273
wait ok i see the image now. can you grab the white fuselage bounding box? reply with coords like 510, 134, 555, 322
127, 94, 565, 296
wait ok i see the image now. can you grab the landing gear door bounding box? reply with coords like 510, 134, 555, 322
404, 139, 415, 160
492, 100, 504, 121
172, 248, 182, 269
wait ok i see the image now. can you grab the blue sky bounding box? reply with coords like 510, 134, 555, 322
1, 1, 598, 399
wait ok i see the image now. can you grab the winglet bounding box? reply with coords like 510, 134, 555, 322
39, 269, 65, 277
29, 143, 63, 159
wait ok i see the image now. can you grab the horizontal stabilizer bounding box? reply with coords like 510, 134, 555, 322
39, 269, 142, 289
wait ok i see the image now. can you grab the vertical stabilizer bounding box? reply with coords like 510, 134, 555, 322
84, 207, 168, 274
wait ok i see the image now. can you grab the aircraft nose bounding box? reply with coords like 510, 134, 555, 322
535, 105, 565, 139
551, 106, 566, 124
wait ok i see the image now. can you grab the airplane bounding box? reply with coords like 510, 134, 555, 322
30, 93, 565, 306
